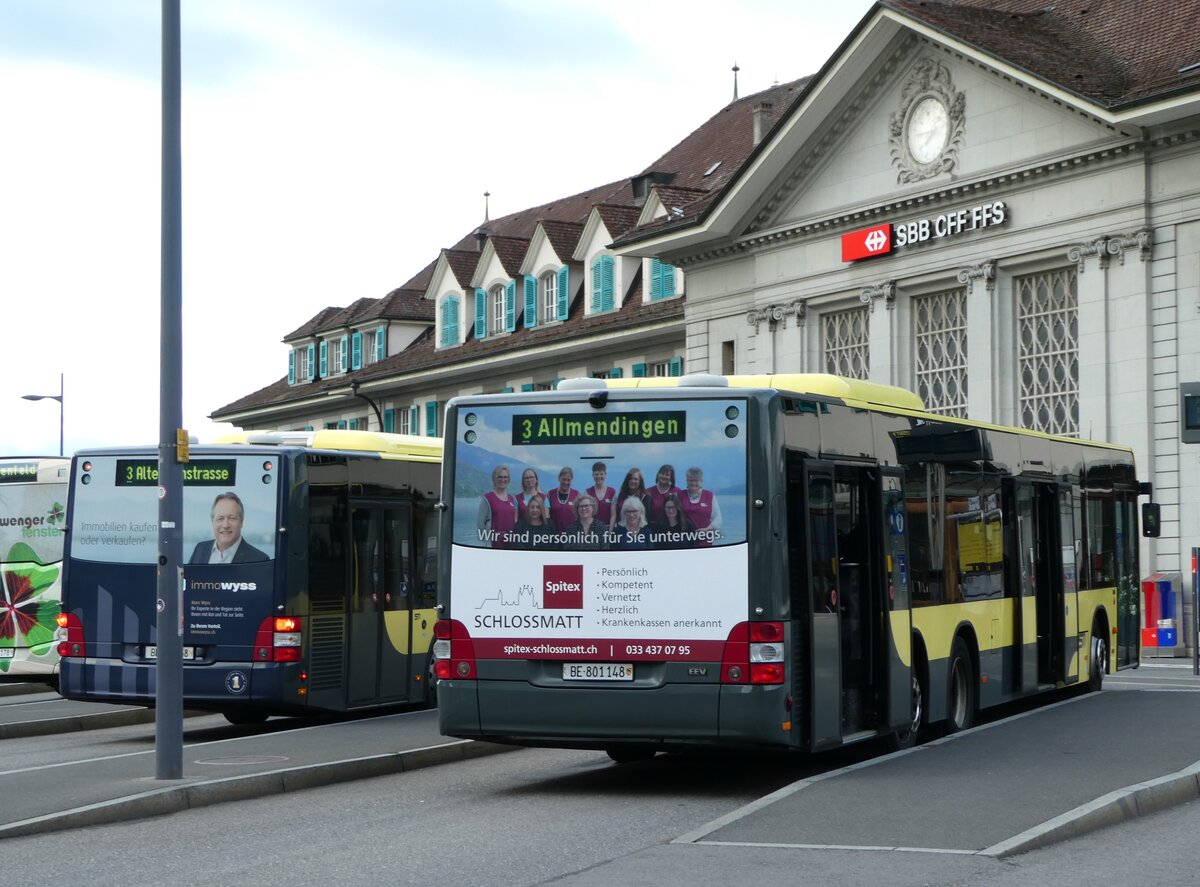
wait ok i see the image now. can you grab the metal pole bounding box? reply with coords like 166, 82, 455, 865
58, 373, 64, 457
156, 0, 184, 780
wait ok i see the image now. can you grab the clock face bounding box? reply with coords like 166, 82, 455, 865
906, 96, 950, 165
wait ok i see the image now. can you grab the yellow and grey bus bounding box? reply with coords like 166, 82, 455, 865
0, 456, 69, 682
58, 430, 441, 723
434, 375, 1156, 761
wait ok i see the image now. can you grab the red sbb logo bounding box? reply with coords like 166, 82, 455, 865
841, 223, 893, 261
543, 565, 584, 609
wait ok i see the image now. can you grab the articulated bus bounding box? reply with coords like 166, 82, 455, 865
434, 374, 1158, 761
58, 430, 441, 723
0, 457, 69, 682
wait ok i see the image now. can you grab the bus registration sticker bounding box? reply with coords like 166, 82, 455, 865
0, 649, 13, 659
563, 663, 633, 681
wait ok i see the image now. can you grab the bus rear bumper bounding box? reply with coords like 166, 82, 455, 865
57, 657, 291, 710
438, 679, 791, 751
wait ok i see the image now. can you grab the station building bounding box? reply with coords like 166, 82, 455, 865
214, 0, 1200, 655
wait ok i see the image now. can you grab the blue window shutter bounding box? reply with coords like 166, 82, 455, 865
502, 387, 513, 393
304, 425, 313, 431
591, 258, 601, 312
523, 275, 537, 328
383, 408, 395, 433
602, 256, 614, 310
521, 383, 534, 392
337, 419, 348, 430
557, 266, 569, 320
663, 262, 676, 298
649, 259, 662, 301
319, 341, 328, 378
425, 400, 438, 436
505, 280, 516, 332
610, 367, 623, 379
288, 350, 296, 384
409, 406, 419, 432
474, 288, 487, 338
633, 362, 647, 378
376, 326, 386, 361
669, 356, 683, 376
307, 344, 316, 380
351, 331, 362, 370
349, 417, 359, 430
340, 336, 348, 371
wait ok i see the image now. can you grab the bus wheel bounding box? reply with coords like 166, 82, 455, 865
944, 638, 976, 734
606, 747, 655, 764
224, 709, 269, 726
887, 671, 924, 752
1088, 625, 1107, 693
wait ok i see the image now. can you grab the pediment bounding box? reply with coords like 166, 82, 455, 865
752, 40, 1124, 233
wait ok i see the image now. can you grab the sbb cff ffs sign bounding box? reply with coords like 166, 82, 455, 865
841, 201, 1008, 262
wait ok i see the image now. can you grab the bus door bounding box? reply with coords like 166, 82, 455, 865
1010, 480, 1064, 689
348, 502, 414, 704
802, 461, 885, 748
880, 468, 912, 735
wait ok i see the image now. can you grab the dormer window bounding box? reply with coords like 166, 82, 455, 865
541, 271, 557, 323
490, 285, 506, 334
649, 258, 677, 301
289, 344, 314, 384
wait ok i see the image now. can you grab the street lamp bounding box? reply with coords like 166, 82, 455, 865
21, 373, 64, 456
350, 380, 384, 431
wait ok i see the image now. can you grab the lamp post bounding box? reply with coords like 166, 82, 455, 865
350, 380, 384, 431
21, 373, 64, 456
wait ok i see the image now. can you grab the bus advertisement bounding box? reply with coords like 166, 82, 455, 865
58, 431, 441, 723
0, 457, 69, 681
449, 397, 748, 669
435, 375, 1155, 762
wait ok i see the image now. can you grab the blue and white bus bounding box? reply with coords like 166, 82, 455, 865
57, 431, 441, 723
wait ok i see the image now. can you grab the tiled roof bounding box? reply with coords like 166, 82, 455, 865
489, 235, 532, 279
283, 306, 342, 341
595, 203, 643, 240
886, 0, 1200, 107
449, 180, 631, 251
444, 249, 482, 290
614, 79, 808, 241
539, 220, 586, 260
376, 287, 434, 322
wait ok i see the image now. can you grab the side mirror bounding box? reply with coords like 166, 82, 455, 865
1141, 502, 1161, 538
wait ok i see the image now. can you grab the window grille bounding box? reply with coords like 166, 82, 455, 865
822, 307, 870, 379
913, 288, 967, 417
1016, 268, 1078, 436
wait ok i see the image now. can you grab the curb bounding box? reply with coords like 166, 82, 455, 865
982, 759, 1200, 857
0, 708, 208, 740
0, 739, 520, 840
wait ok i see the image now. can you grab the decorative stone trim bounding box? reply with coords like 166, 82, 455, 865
1106, 228, 1152, 264
746, 299, 806, 333
957, 260, 996, 292
858, 281, 896, 312
889, 58, 966, 184
1066, 239, 1109, 274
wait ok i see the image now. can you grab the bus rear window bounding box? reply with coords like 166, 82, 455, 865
452, 399, 747, 551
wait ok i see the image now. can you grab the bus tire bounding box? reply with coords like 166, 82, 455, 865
944, 637, 976, 734
1089, 623, 1107, 693
224, 709, 269, 726
606, 747, 655, 764
887, 670, 924, 752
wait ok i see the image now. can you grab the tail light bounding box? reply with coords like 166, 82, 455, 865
433, 619, 475, 680
721, 621, 785, 685
55, 612, 86, 658
254, 616, 302, 662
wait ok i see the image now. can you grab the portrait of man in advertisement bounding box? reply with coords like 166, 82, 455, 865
188, 491, 269, 565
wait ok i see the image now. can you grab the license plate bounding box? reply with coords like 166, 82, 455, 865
562, 662, 633, 681
0, 649, 13, 659
145, 646, 195, 660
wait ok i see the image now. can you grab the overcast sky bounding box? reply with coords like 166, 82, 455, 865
0, 0, 876, 457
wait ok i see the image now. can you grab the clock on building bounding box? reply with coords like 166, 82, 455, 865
906, 95, 950, 165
